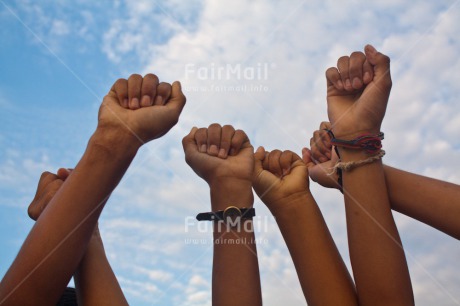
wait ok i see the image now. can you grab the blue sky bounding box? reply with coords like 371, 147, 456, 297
1, 0, 460, 305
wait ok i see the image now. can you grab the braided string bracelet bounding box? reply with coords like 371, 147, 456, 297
331, 150, 385, 172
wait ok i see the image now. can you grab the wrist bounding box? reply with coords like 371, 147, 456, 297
331, 128, 381, 141
266, 191, 313, 216
90, 127, 140, 160
210, 178, 253, 211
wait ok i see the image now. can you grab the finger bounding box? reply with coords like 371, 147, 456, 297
268, 150, 283, 177
280, 150, 295, 176
207, 123, 222, 157
128, 74, 143, 110
111, 78, 129, 108
154, 82, 172, 106
165, 81, 187, 115
337, 56, 353, 91
325, 67, 343, 90
219, 125, 235, 158
194, 128, 208, 153
140, 74, 159, 107
349, 51, 366, 89
34, 171, 59, 198
253, 146, 266, 177
229, 129, 249, 156
39, 179, 63, 210
319, 130, 332, 159
364, 44, 392, 91
331, 146, 340, 164
319, 121, 331, 131
362, 59, 374, 85
182, 127, 199, 159
56, 168, 71, 180
29, 179, 63, 221
302, 147, 316, 169
315, 130, 331, 155
262, 150, 270, 170
310, 133, 328, 163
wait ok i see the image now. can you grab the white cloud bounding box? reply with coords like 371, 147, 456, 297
96, 0, 460, 304
2, 0, 459, 305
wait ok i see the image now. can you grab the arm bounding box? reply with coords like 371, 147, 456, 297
326, 45, 413, 306
0, 74, 186, 305
26, 169, 128, 306
384, 165, 460, 239
182, 124, 262, 306
252, 149, 357, 306
74, 227, 128, 306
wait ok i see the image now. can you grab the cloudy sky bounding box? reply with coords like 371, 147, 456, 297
1, 0, 459, 305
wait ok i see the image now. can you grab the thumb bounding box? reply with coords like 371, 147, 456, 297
167, 81, 187, 114
253, 146, 266, 178
364, 44, 392, 90
56, 168, 72, 180
301, 147, 316, 169
182, 127, 199, 158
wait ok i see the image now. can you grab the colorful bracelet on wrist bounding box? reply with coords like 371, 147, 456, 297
331, 132, 384, 154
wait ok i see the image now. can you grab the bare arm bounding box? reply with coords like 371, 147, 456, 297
384, 165, 460, 239
182, 124, 262, 306
0, 74, 186, 305
74, 227, 129, 306
326, 45, 414, 306
253, 149, 357, 306
25, 168, 128, 306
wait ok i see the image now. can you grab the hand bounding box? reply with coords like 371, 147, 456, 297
302, 121, 341, 189
182, 124, 254, 185
98, 74, 186, 144
182, 124, 254, 210
28, 168, 103, 241
28, 168, 72, 221
252, 148, 309, 211
326, 45, 391, 139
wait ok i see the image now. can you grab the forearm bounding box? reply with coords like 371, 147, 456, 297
271, 192, 357, 306
0, 129, 139, 305
384, 165, 460, 239
341, 151, 413, 306
74, 230, 128, 306
210, 182, 262, 306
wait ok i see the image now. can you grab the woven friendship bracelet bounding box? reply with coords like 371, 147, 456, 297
331, 132, 384, 154
331, 150, 385, 172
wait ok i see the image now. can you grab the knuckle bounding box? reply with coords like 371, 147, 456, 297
337, 56, 349, 64
129, 73, 142, 80
208, 123, 221, 130
381, 54, 391, 64
222, 124, 234, 132
325, 67, 336, 77
184, 154, 192, 166
351, 51, 365, 59
234, 129, 247, 138
27, 205, 35, 220
115, 78, 127, 86
144, 73, 158, 81
40, 171, 52, 180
